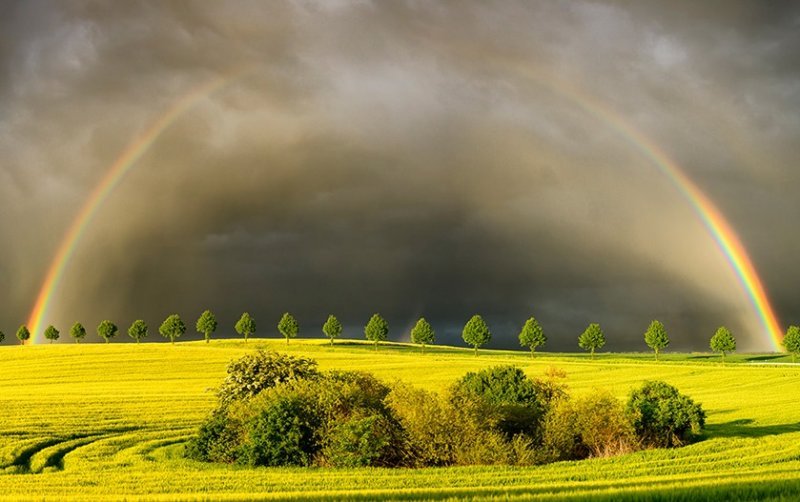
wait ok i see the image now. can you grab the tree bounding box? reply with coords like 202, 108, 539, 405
625, 381, 705, 448
0, 331, 4, 344
462, 314, 491, 356
159, 314, 186, 345
578, 323, 605, 360
278, 312, 299, 345
16, 325, 30, 344
784, 325, 800, 363
44, 325, 59, 343
710, 326, 736, 362
410, 317, 435, 353
97, 320, 118, 343
70, 322, 86, 343
364, 313, 389, 350
196, 310, 217, 344
322, 315, 342, 346
518, 317, 546, 357
644, 320, 669, 361
235, 312, 256, 343
128, 320, 148, 344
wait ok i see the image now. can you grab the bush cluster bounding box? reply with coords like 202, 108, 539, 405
187, 352, 706, 468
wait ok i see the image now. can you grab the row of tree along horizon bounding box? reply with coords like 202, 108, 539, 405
4, 311, 800, 361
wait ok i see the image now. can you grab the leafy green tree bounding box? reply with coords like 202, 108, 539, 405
16, 325, 30, 344
70, 322, 86, 343
462, 314, 491, 356
710, 326, 736, 362
196, 310, 217, 344
278, 312, 299, 345
410, 317, 435, 353
784, 325, 800, 363
518, 317, 546, 357
578, 323, 605, 360
364, 313, 389, 350
97, 320, 118, 343
128, 320, 148, 344
322, 314, 342, 346
159, 314, 186, 345
644, 320, 669, 361
44, 325, 59, 343
235, 312, 256, 343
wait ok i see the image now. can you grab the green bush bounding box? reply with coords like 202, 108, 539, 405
185, 409, 242, 463
217, 350, 318, 407
237, 392, 321, 467
451, 366, 547, 439
626, 380, 705, 448
320, 414, 400, 467
573, 391, 636, 457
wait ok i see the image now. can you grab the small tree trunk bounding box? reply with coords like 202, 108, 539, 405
330, 337, 334, 346
422, 344, 425, 354
286, 337, 289, 345
205, 333, 210, 344
374, 341, 378, 351
530, 348, 534, 358
137, 338, 140, 344
591, 348, 595, 360
474, 345, 478, 356
105, 338, 109, 343
655, 349, 659, 361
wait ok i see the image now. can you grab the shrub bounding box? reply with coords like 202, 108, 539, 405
451, 366, 547, 438
236, 392, 321, 467
386, 383, 470, 467
626, 380, 705, 448
573, 391, 636, 457
217, 350, 319, 407
541, 398, 584, 461
320, 414, 399, 467
185, 409, 242, 463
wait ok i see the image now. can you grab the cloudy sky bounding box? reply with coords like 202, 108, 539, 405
1, 1, 798, 350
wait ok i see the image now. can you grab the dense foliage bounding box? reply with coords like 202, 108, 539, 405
16, 325, 30, 344
785, 325, 800, 363
518, 317, 546, 356
44, 325, 60, 343
322, 315, 342, 345
277, 312, 299, 344
462, 315, 491, 355
159, 314, 186, 344
196, 310, 217, 343
235, 312, 256, 342
364, 313, 389, 349
644, 320, 669, 360
97, 320, 118, 343
70, 322, 86, 343
710, 326, 736, 361
626, 380, 706, 448
128, 320, 148, 343
410, 317, 435, 352
189, 352, 705, 469
578, 323, 605, 359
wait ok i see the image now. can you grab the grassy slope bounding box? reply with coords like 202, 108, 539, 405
0, 339, 799, 501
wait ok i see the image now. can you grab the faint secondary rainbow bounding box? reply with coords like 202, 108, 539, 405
513, 66, 783, 350
27, 69, 247, 342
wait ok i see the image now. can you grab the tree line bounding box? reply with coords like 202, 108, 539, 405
3, 312, 800, 361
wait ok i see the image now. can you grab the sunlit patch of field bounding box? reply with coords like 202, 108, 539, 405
1, 339, 799, 500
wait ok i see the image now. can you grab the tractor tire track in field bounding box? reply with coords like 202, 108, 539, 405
3, 427, 142, 474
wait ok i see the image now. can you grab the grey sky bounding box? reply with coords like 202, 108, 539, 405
1, 1, 799, 350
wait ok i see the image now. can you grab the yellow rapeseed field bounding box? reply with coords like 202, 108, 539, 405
0, 339, 798, 500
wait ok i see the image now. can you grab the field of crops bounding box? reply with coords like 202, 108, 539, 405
1, 339, 799, 500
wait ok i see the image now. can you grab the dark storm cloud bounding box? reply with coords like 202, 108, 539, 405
1, 1, 799, 350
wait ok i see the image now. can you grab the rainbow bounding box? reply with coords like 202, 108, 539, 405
27, 69, 248, 342
27, 65, 783, 350
513, 67, 783, 350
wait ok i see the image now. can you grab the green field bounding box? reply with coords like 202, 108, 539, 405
1, 339, 799, 501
